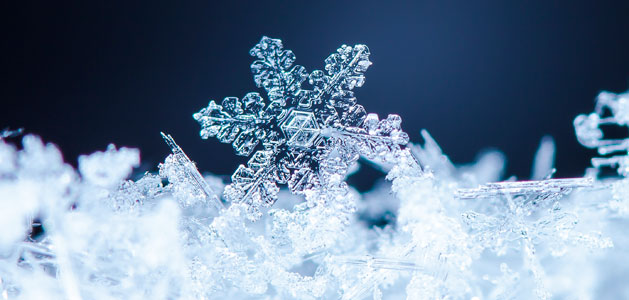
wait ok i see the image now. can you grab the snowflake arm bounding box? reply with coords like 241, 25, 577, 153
193, 92, 273, 156
309, 44, 372, 111
331, 113, 410, 162
224, 150, 282, 219
455, 178, 593, 202
250, 36, 307, 104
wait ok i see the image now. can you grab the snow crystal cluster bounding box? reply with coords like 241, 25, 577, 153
1, 37, 628, 299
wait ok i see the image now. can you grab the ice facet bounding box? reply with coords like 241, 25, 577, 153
280, 110, 320, 147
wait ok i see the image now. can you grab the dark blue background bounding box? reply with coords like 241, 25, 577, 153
3, 1, 629, 185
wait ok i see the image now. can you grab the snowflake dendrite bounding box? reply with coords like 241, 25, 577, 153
193, 36, 410, 218
574, 90, 629, 176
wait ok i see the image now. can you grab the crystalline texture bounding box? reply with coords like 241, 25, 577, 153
159, 132, 224, 210
3, 37, 629, 300
193, 36, 412, 218
280, 111, 320, 148
455, 177, 593, 201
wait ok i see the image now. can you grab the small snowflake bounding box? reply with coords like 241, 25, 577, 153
574, 90, 629, 176
193, 36, 410, 218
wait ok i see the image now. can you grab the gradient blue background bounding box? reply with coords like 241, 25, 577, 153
3, 1, 629, 189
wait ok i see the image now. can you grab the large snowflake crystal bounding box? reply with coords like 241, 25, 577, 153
194, 36, 410, 217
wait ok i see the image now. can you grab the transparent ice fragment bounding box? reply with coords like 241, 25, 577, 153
159, 132, 224, 210
280, 110, 320, 148
332, 254, 448, 276
334, 251, 449, 300
456, 177, 593, 202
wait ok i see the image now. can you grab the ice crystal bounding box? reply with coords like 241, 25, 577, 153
159, 132, 224, 210
456, 177, 593, 201
193, 36, 412, 218
575, 90, 629, 176
1, 37, 629, 300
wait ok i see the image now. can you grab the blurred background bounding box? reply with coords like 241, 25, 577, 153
2, 1, 629, 188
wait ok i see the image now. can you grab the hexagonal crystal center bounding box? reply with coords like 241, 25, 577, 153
280, 110, 320, 148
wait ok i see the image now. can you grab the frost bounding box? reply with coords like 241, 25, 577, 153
1, 38, 629, 299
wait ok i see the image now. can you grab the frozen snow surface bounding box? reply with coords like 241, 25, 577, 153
1, 37, 628, 299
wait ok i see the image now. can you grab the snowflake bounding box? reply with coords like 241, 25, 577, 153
574, 90, 629, 176
193, 36, 410, 218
